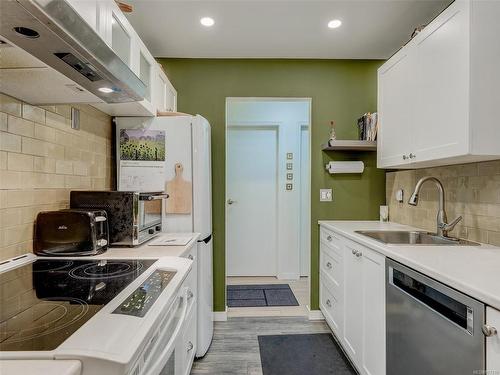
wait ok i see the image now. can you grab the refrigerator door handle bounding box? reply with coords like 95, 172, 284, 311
198, 234, 212, 244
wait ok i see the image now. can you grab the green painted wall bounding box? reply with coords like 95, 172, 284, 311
157, 58, 386, 311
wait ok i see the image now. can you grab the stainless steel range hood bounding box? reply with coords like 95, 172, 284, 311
0, 0, 146, 103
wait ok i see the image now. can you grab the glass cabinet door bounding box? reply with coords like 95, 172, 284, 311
139, 51, 152, 101
111, 13, 131, 64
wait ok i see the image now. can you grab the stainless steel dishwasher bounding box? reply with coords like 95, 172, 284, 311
386, 258, 485, 375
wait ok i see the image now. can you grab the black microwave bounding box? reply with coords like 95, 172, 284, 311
70, 191, 168, 246
34, 209, 109, 256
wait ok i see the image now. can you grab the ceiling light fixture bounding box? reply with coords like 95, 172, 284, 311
328, 19, 342, 29
200, 17, 215, 27
98, 87, 114, 93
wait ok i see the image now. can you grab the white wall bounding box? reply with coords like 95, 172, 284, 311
226, 98, 311, 279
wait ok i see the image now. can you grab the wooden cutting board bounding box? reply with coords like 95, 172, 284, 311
165, 163, 192, 214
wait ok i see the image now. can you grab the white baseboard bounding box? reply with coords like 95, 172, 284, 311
307, 305, 325, 321
213, 307, 228, 322
277, 273, 300, 280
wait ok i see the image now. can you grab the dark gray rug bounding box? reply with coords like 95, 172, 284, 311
258, 333, 357, 375
227, 284, 299, 307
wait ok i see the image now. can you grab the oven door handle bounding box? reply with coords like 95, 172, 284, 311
139, 194, 169, 201
145, 288, 190, 375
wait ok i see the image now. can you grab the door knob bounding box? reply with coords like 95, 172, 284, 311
482, 324, 497, 337
227, 199, 237, 205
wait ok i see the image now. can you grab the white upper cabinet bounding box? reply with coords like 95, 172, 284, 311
68, 0, 176, 116
154, 64, 178, 113
377, 0, 500, 169
377, 48, 415, 167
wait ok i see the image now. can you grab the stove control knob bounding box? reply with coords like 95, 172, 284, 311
148, 228, 155, 235
156, 225, 162, 232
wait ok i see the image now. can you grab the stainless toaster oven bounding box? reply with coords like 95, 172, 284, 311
70, 191, 168, 246
34, 209, 109, 256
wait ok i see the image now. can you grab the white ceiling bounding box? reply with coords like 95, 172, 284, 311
125, 0, 451, 59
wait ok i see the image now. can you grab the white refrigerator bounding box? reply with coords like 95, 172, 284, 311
115, 115, 213, 358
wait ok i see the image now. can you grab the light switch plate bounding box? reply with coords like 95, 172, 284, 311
320, 189, 333, 202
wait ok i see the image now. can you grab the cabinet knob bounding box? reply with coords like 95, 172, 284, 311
187, 341, 194, 352
188, 254, 194, 260
482, 324, 497, 337
327, 235, 332, 241
409, 153, 416, 159
326, 262, 332, 269
403, 155, 408, 160
326, 299, 332, 307
187, 289, 194, 300
351, 249, 357, 255
355, 251, 363, 258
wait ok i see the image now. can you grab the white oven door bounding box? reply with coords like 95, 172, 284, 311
142, 289, 189, 375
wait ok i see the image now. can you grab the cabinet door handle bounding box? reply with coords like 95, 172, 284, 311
482, 325, 497, 337
355, 251, 363, 258
327, 235, 333, 241
326, 262, 332, 269
187, 341, 194, 352
188, 254, 194, 260
326, 299, 332, 307
187, 289, 194, 300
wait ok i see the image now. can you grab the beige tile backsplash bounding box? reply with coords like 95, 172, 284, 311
386, 161, 500, 246
0, 93, 114, 261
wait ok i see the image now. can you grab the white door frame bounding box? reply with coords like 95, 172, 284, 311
225, 97, 312, 305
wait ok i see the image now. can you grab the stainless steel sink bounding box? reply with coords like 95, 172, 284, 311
354, 230, 480, 246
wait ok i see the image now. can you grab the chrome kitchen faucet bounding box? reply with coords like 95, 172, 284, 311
408, 176, 463, 238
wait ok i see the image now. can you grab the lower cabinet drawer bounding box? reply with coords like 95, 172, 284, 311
320, 278, 343, 334
320, 248, 342, 289
320, 227, 343, 256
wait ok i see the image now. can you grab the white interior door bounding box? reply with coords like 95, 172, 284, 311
226, 127, 278, 276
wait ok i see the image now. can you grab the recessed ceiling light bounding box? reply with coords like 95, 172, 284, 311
328, 19, 342, 29
98, 87, 114, 93
200, 17, 215, 27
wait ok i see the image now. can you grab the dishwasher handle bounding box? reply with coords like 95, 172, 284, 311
389, 265, 475, 335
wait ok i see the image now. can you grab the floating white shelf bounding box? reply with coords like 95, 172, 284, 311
321, 140, 377, 152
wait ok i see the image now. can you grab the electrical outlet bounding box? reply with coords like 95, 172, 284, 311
286, 173, 293, 180
286, 162, 293, 170
286, 183, 293, 191
320, 189, 333, 202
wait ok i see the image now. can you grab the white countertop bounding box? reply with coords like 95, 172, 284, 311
0, 360, 81, 375
319, 221, 500, 310
94, 233, 200, 259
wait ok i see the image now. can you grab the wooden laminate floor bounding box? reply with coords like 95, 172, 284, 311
226, 276, 309, 318
191, 317, 331, 375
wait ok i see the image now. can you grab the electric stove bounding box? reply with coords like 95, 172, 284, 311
0, 254, 193, 375
0, 258, 156, 352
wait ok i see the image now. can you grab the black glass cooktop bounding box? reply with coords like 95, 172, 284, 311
0, 258, 156, 352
